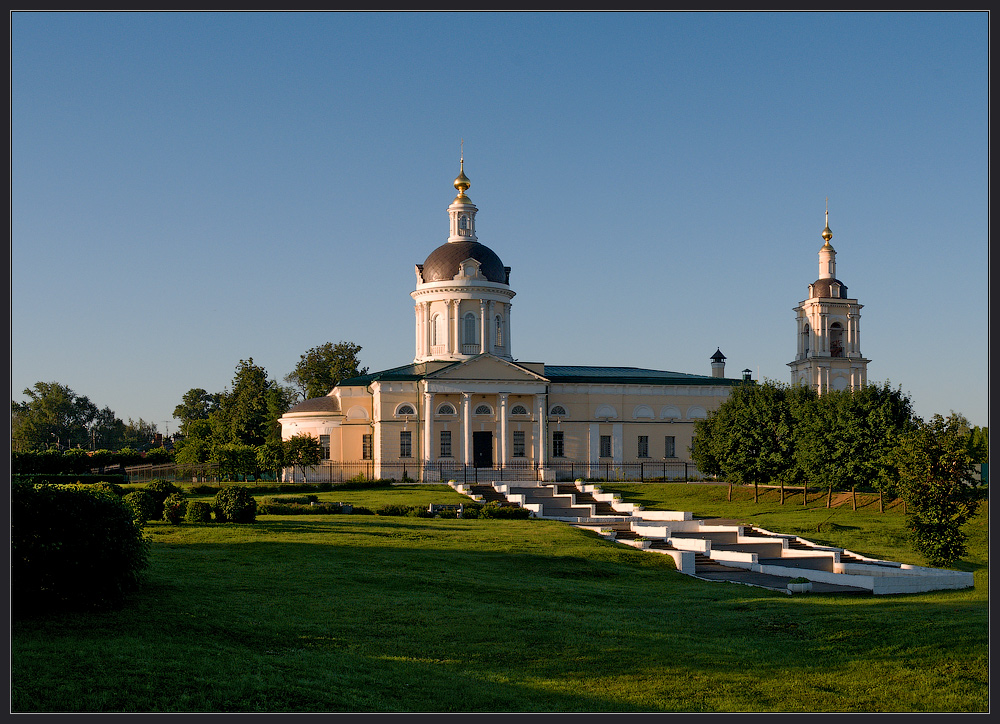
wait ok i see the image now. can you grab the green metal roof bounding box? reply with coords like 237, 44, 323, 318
543, 365, 745, 386
339, 361, 744, 387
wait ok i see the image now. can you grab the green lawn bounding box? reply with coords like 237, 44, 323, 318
10, 484, 988, 712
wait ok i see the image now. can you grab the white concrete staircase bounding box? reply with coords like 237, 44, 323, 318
447, 479, 975, 595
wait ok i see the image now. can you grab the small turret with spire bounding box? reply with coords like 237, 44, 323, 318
819, 199, 836, 280
448, 142, 478, 242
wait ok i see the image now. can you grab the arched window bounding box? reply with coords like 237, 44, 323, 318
396, 404, 415, 416
594, 404, 616, 419
550, 405, 567, 417
660, 405, 681, 420
495, 315, 503, 348
463, 313, 478, 346
633, 405, 654, 419
830, 322, 844, 357
437, 403, 456, 416
510, 405, 528, 416
802, 323, 810, 356
430, 313, 440, 346
475, 404, 492, 416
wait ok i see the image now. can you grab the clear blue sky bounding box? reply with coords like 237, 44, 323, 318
11, 11, 989, 434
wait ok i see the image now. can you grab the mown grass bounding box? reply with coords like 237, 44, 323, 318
11, 483, 988, 713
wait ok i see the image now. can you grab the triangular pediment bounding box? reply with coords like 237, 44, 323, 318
426, 354, 549, 383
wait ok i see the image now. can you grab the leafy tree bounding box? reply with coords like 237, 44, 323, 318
284, 433, 323, 483
173, 418, 214, 466
172, 388, 221, 436
795, 382, 916, 510
692, 380, 810, 502
284, 341, 368, 400
120, 418, 160, 452
90, 406, 126, 450
263, 383, 299, 444
213, 359, 279, 447
893, 413, 983, 566
12, 382, 99, 451
256, 440, 286, 482
211, 443, 261, 481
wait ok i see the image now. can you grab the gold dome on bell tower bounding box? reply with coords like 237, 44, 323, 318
453, 142, 472, 202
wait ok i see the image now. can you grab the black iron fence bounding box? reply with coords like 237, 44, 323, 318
125, 459, 700, 484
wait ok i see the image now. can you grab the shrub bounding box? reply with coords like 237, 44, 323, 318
122, 491, 158, 523
213, 486, 257, 523
188, 484, 220, 495
184, 501, 213, 524
12, 483, 150, 613
145, 480, 183, 517
478, 502, 532, 520
162, 493, 188, 525
375, 504, 412, 517
460, 503, 484, 519
257, 501, 344, 515
89, 481, 126, 498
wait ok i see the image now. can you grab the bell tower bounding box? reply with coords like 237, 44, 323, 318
788, 205, 870, 393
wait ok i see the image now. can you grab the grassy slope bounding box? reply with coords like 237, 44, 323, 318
11, 484, 988, 713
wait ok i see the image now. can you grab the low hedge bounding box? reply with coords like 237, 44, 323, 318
12, 483, 150, 613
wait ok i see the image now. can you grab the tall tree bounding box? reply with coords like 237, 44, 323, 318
284, 341, 368, 400
692, 380, 809, 502
11, 382, 99, 451
172, 388, 221, 437
893, 413, 983, 566
796, 382, 916, 510
213, 359, 283, 447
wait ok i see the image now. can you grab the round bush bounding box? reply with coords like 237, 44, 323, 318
144, 479, 183, 517
184, 501, 213, 524
89, 481, 126, 497
122, 490, 158, 523
162, 493, 188, 525
213, 486, 257, 523
12, 483, 150, 612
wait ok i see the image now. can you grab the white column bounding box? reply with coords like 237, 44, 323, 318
612, 423, 623, 465
535, 394, 547, 465
445, 300, 454, 356
423, 391, 434, 464
414, 304, 422, 359
479, 300, 488, 354
505, 303, 512, 358
487, 301, 496, 355
497, 393, 509, 466
423, 303, 432, 360
461, 392, 473, 466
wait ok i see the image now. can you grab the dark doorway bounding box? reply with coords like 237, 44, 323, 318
473, 431, 493, 468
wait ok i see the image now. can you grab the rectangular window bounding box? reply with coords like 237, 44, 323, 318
362, 434, 373, 460
600, 435, 612, 458
399, 431, 412, 458
440, 430, 452, 458
513, 430, 526, 458
319, 434, 331, 460
664, 435, 676, 458
637, 435, 649, 458
552, 431, 565, 458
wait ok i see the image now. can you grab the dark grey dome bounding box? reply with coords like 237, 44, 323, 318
421, 241, 508, 284
811, 278, 849, 299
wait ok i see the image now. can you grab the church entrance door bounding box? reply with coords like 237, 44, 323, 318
473, 431, 493, 468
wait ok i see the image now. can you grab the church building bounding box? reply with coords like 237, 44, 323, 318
279, 161, 750, 481
787, 207, 870, 392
